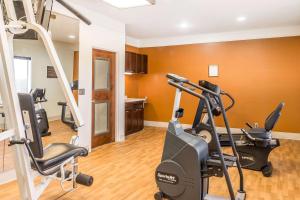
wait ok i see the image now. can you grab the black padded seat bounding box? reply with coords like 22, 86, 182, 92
18, 93, 89, 176
247, 103, 284, 140
249, 128, 271, 139
36, 143, 88, 171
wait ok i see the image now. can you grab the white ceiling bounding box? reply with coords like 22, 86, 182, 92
49, 12, 79, 44
70, 0, 300, 39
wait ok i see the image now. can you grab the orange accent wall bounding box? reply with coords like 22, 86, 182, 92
126, 37, 300, 132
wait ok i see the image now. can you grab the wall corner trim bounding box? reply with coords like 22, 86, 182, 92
144, 120, 300, 141
127, 25, 300, 48
126, 36, 141, 48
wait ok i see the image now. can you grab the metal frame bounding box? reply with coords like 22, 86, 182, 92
0, 0, 84, 199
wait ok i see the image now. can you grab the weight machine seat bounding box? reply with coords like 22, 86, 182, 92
36, 143, 88, 172
248, 128, 271, 139
18, 93, 88, 174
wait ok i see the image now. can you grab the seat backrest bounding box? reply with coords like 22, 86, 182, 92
265, 102, 285, 132
18, 93, 44, 158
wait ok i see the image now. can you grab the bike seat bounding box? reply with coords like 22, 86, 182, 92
249, 128, 271, 139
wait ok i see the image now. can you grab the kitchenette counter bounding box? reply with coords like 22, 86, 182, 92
125, 97, 147, 136
125, 98, 147, 103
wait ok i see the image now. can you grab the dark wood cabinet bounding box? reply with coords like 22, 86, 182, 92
125, 51, 136, 73
136, 54, 142, 73
125, 51, 148, 74
141, 54, 148, 74
131, 52, 137, 72
125, 101, 144, 135
125, 52, 131, 72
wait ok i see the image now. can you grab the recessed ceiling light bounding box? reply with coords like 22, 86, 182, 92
103, 0, 155, 9
237, 16, 247, 22
68, 35, 76, 39
178, 21, 191, 29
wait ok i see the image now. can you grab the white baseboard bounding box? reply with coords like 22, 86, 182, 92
48, 115, 61, 122
271, 131, 300, 140
0, 170, 16, 185
144, 120, 300, 140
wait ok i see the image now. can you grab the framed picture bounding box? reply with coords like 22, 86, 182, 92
47, 66, 57, 78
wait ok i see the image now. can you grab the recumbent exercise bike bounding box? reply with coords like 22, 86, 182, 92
188, 80, 283, 177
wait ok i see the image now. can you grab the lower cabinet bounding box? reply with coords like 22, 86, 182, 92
125, 101, 144, 135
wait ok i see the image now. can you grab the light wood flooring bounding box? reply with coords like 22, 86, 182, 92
0, 122, 299, 200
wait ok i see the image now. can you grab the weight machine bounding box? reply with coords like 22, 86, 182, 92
0, 0, 92, 199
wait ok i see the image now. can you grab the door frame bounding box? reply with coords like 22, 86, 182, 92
91, 49, 116, 148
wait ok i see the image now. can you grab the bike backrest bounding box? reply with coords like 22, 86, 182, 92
264, 102, 285, 132
18, 93, 44, 158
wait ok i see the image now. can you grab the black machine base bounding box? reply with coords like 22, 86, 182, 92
236, 139, 279, 177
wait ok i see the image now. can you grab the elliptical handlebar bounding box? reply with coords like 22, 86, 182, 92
167, 73, 189, 83
168, 80, 204, 100
167, 74, 235, 113
166, 74, 219, 97
221, 91, 235, 112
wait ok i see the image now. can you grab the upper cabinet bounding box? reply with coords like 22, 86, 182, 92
125, 51, 148, 74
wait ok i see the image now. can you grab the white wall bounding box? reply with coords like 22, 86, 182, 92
53, 3, 126, 149
13, 39, 77, 118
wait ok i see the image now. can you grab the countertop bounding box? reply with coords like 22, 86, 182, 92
125, 98, 147, 103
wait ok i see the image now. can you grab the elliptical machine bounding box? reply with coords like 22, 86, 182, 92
189, 80, 283, 177
186, 80, 242, 149
155, 74, 246, 200
30, 88, 51, 137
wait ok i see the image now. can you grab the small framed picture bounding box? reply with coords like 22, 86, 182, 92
208, 64, 219, 77
47, 66, 57, 78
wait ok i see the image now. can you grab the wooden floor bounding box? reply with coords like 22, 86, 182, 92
0, 123, 300, 200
